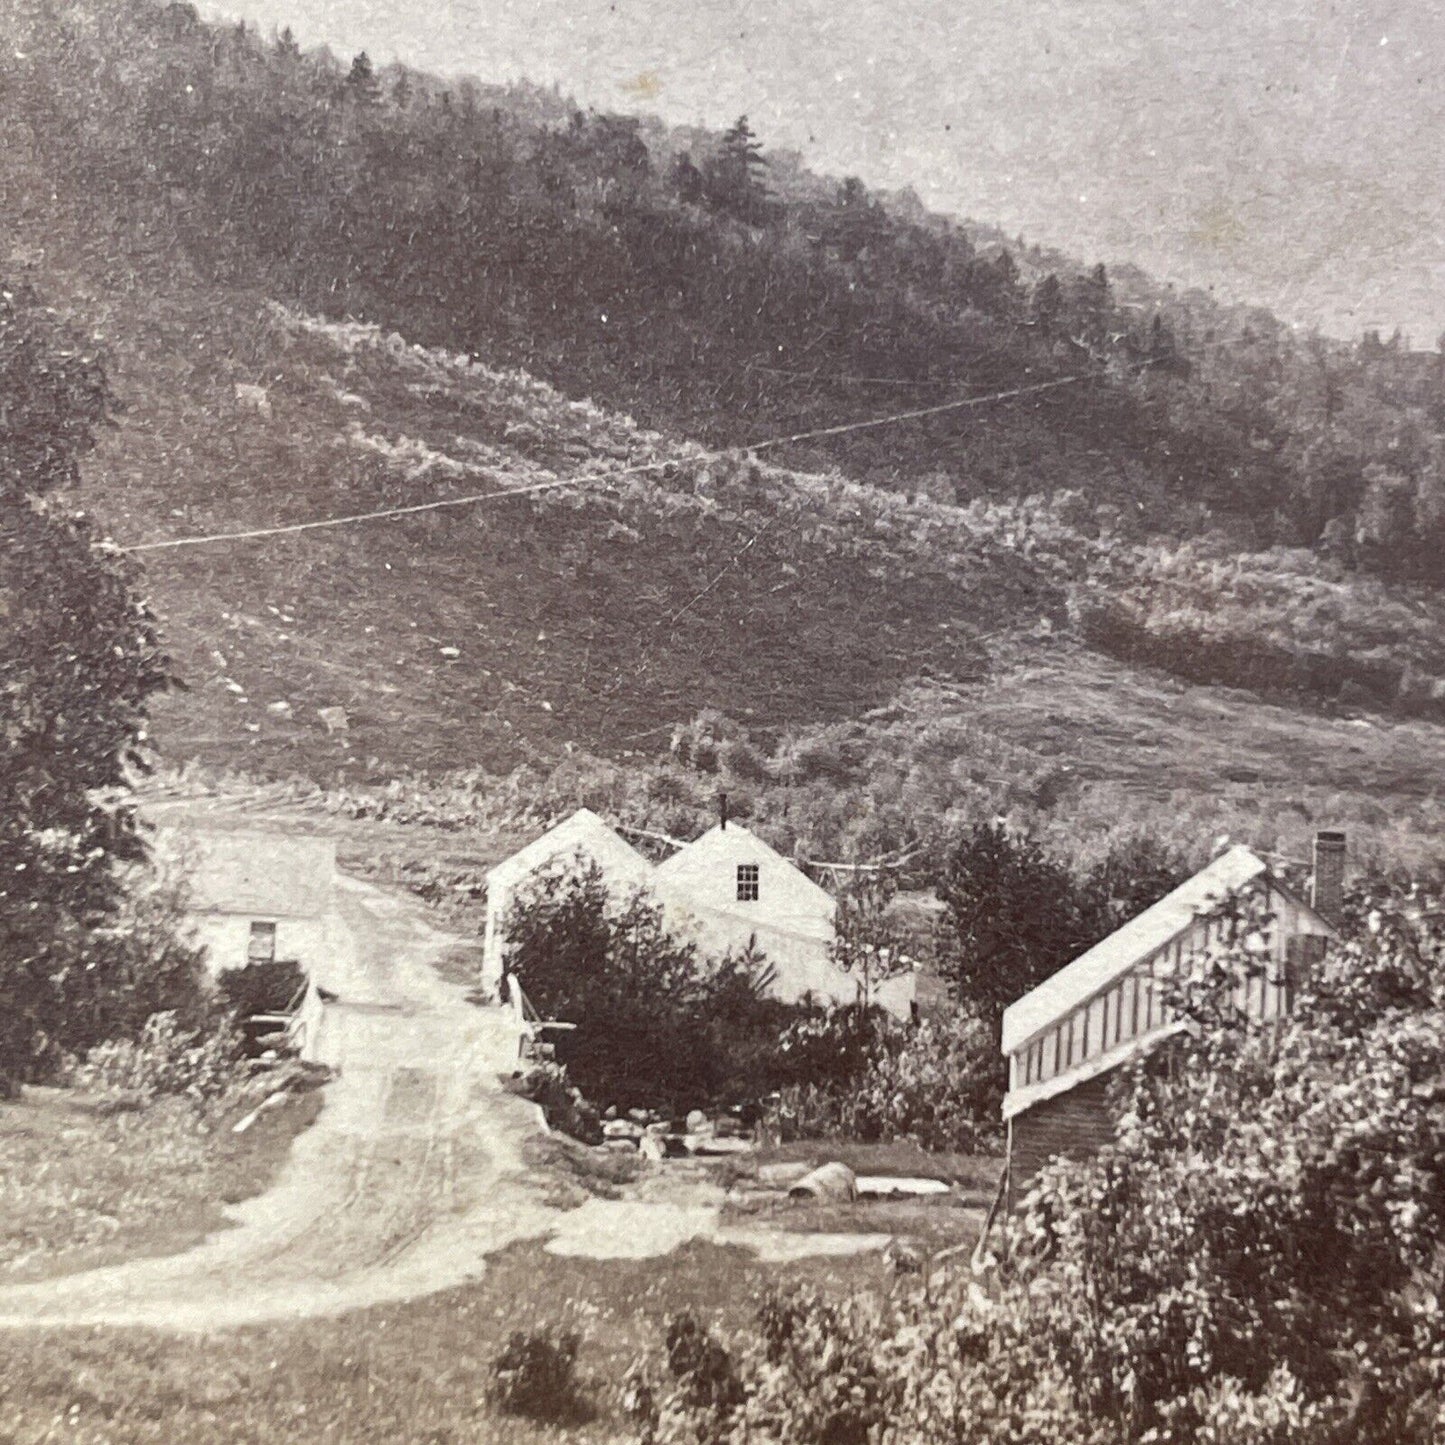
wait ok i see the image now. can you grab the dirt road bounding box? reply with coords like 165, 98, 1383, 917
0, 873, 879, 1332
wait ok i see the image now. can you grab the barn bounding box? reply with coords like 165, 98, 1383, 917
1001, 834, 1342, 1195
482, 809, 917, 1019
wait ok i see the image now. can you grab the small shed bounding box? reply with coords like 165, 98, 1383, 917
1001, 842, 1337, 1194
481, 808, 652, 995
166, 828, 344, 980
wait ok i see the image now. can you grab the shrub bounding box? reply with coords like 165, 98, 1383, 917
773, 1003, 904, 1091
217, 959, 308, 1018
67, 1011, 242, 1106
846, 1006, 1001, 1151
767, 1005, 1001, 1151
502, 862, 801, 1114
487, 1327, 589, 1423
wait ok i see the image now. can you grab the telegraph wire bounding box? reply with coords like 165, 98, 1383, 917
113, 370, 1099, 555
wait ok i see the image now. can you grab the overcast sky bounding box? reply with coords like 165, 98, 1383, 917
201, 0, 1445, 344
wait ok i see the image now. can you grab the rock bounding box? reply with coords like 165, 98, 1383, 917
627, 1107, 654, 1124
788, 1162, 858, 1203
602, 1137, 638, 1154
234, 382, 272, 418
317, 706, 349, 734
603, 1105, 618, 1120
638, 1133, 666, 1163
684, 1134, 755, 1157
757, 1161, 813, 1190
685, 1109, 712, 1136
603, 1119, 644, 1141
266, 700, 292, 716
855, 1177, 953, 1199
644, 1121, 670, 1137
438, 646, 460, 659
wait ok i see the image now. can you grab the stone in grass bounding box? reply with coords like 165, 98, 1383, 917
855, 1176, 954, 1200
788, 1161, 857, 1203
684, 1134, 755, 1157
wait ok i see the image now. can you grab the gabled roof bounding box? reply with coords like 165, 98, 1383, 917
1000, 845, 1327, 1057
653, 822, 836, 911
486, 807, 650, 888
172, 829, 336, 919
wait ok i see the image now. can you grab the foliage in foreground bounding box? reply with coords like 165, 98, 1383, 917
636, 880, 1445, 1443
488, 1327, 591, 1424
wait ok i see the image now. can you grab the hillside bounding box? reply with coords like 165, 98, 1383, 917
0, 0, 1442, 875
59, 281, 1050, 775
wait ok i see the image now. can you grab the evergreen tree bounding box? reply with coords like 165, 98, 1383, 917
670, 150, 704, 205
935, 823, 1092, 1023
346, 50, 381, 105
702, 114, 770, 223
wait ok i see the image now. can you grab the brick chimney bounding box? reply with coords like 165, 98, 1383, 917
719, 791, 729, 831
1311, 830, 1347, 927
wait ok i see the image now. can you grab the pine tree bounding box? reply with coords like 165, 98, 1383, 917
346, 50, 381, 105
702, 115, 770, 223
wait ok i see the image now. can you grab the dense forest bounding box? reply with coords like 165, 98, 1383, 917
5, 0, 1445, 586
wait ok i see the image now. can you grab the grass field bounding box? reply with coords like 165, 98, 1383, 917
0, 1085, 322, 1285
0, 1237, 891, 1443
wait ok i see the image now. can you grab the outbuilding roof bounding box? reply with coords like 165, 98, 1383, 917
486, 808, 650, 888
653, 822, 837, 913
1000, 844, 1284, 1057
171, 829, 337, 919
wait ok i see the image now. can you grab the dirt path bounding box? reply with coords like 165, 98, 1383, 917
0, 873, 880, 1333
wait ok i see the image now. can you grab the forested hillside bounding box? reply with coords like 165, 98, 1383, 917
6, 0, 1445, 584
2, 0, 1444, 823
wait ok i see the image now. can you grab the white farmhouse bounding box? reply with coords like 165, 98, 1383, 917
480, 807, 652, 995
653, 821, 913, 1016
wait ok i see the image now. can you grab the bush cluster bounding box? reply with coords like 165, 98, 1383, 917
487, 1327, 590, 1424
767, 1006, 999, 1154
67, 1011, 242, 1107
502, 861, 805, 1113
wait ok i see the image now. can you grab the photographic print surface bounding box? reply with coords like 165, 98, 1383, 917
1, 0, 1443, 1439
